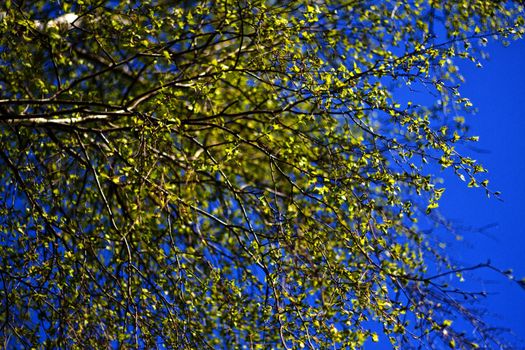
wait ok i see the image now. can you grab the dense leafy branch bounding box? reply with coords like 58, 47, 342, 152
0, 0, 524, 349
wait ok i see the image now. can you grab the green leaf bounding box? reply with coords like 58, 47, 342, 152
371, 333, 379, 342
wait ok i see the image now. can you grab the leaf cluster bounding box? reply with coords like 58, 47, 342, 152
0, 0, 523, 348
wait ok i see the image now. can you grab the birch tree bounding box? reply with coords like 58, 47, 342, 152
0, 1, 524, 348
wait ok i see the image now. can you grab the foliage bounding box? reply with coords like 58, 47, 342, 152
0, 0, 523, 348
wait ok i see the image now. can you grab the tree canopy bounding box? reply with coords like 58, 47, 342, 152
0, 0, 524, 348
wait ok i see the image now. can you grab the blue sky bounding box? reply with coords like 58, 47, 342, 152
364, 37, 525, 350
438, 38, 525, 343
